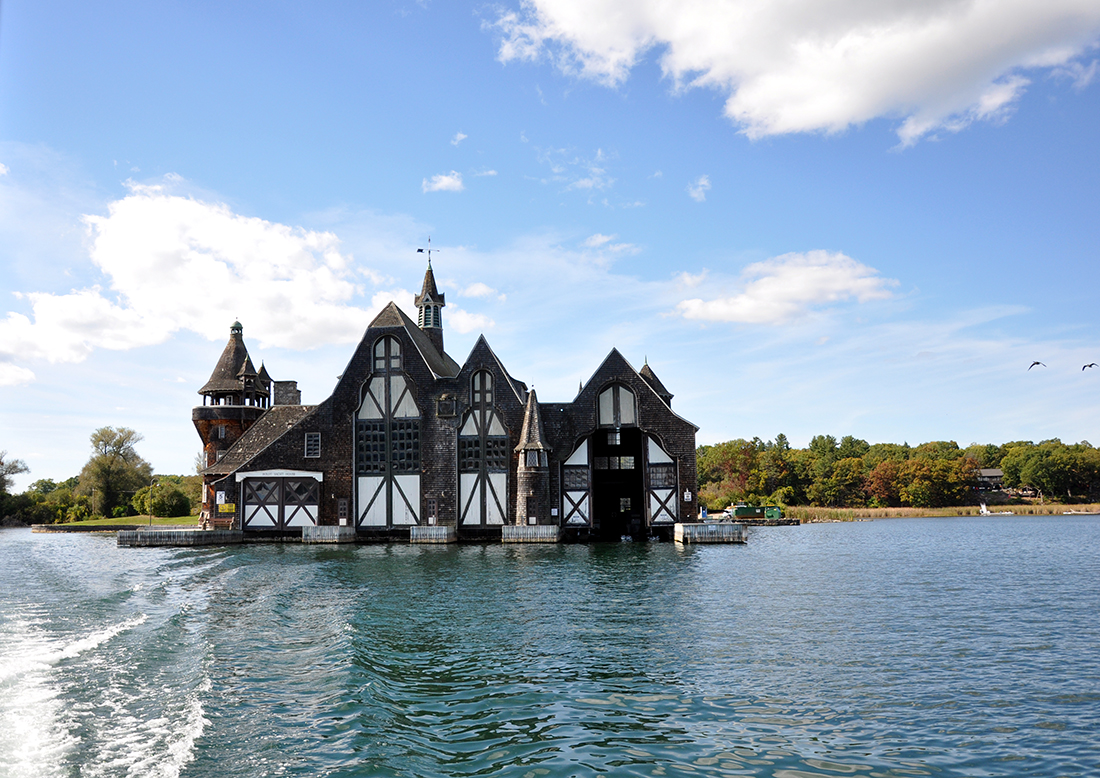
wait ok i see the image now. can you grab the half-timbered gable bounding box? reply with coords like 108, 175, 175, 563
452, 336, 528, 530
195, 262, 697, 539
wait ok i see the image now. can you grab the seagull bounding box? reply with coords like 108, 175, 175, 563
1084, 363, 1098, 371
1028, 361, 1046, 370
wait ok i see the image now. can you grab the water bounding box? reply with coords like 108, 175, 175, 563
2, 517, 1099, 777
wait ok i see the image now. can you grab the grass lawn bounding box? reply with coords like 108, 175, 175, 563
61, 515, 199, 527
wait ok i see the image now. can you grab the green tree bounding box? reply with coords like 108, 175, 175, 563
76, 427, 153, 517
1, 450, 30, 494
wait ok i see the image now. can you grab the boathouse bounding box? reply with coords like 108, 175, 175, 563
193, 263, 698, 540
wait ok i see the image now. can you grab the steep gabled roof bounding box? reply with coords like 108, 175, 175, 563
367, 302, 459, 377
582, 348, 698, 431
460, 334, 527, 404
199, 326, 252, 395
237, 354, 258, 378
201, 404, 316, 477
515, 389, 550, 452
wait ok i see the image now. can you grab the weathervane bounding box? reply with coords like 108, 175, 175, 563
416, 236, 439, 267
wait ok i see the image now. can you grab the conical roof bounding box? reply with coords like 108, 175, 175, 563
199, 323, 253, 395
515, 389, 550, 452
257, 362, 272, 389
414, 263, 445, 307
640, 361, 673, 404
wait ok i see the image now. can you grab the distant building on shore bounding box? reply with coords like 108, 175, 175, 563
192, 262, 697, 540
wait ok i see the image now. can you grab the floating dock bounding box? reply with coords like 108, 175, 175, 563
502, 525, 563, 543
409, 525, 458, 543
118, 528, 244, 547
302, 525, 358, 544
674, 522, 746, 544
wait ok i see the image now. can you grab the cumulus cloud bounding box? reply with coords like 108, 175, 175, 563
491, 0, 1100, 143
0, 163, 8, 176
0, 361, 35, 386
447, 306, 496, 334
0, 181, 381, 382
422, 171, 465, 192
687, 175, 710, 202
451, 132, 468, 146
676, 251, 898, 324
462, 282, 498, 298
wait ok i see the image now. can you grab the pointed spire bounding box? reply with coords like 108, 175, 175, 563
414, 263, 445, 308
414, 256, 446, 353
515, 389, 550, 452
640, 362, 674, 407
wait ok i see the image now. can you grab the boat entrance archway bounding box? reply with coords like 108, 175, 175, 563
591, 427, 646, 539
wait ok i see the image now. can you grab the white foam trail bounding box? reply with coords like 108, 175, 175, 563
81, 678, 211, 778
0, 615, 148, 778
0, 614, 148, 683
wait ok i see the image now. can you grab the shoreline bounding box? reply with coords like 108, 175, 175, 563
786, 503, 1100, 522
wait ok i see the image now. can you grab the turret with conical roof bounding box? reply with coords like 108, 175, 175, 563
192, 322, 273, 515
414, 261, 446, 355
515, 389, 551, 525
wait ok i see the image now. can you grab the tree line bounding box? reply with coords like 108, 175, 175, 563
0, 428, 200, 525
696, 434, 1100, 510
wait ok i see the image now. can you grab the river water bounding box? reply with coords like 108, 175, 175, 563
1, 517, 1098, 778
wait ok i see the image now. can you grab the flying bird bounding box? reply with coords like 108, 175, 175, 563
1084, 363, 1098, 371
1028, 361, 1046, 370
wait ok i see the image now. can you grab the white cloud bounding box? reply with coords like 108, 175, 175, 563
0, 181, 380, 378
451, 132, 468, 146
534, 145, 615, 192
584, 233, 615, 247
422, 171, 465, 192
0, 361, 35, 386
462, 282, 498, 298
447, 306, 496, 334
0, 163, 8, 176
492, 0, 1100, 143
687, 175, 710, 202
676, 250, 898, 324
474, 169, 498, 177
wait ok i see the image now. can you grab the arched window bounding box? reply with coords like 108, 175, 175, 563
597, 384, 636, 427
373, 336, 401, 371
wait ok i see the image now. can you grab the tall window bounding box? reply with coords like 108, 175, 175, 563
597, 385, 636, 427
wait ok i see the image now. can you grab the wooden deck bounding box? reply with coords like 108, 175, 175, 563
674, 522, 747, 544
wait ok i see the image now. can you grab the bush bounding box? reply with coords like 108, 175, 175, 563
146, 484, 192, 517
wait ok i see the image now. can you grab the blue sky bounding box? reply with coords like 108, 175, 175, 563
2, 0, 1099, 491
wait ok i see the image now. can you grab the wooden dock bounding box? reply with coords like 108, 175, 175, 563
118, 528, 244, 547
301, 525, 357, 543
674, 522, 746, 544
409, 525, 457, 543
501, 525, 562, 543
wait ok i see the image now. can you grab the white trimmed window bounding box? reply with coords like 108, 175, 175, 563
304, 432, 321, 458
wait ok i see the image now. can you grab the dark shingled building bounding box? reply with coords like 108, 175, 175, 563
194, 264, 698, 540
